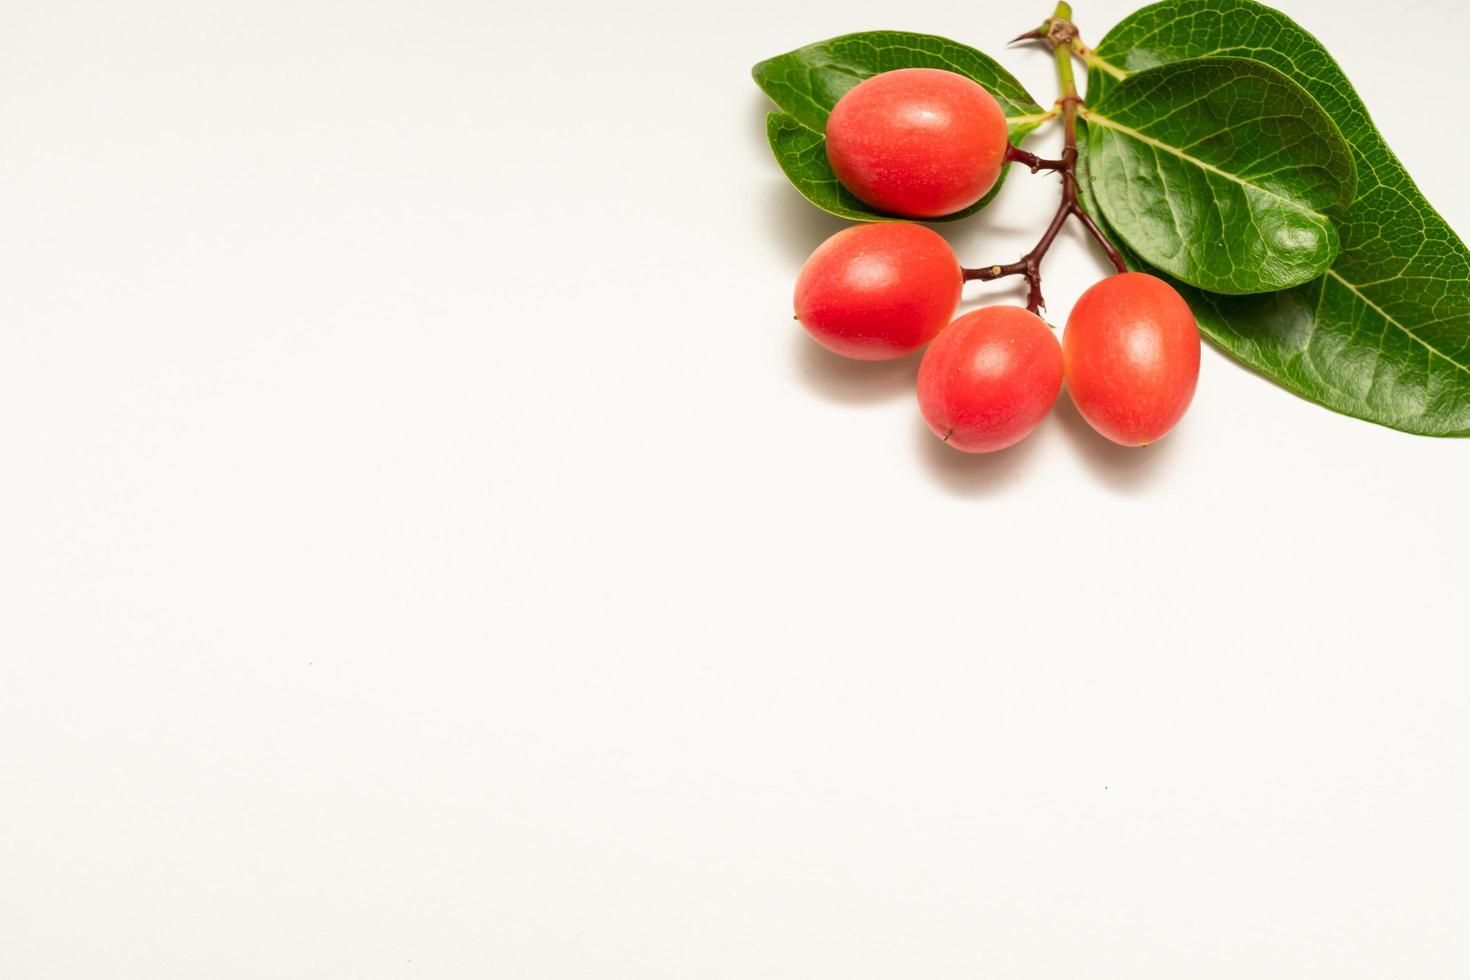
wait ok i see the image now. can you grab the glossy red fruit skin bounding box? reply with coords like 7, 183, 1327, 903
1063, 272, 1201, 446
794, 222, 962, 361
917, 307, 1063, 453
825, 68, 1009, 219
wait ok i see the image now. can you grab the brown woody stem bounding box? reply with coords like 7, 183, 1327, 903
1004, 145, 1065, 172
961, 2, 1127, 314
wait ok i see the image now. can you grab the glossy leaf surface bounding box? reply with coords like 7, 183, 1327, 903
1086, 56, 1354, 294
1088, 0, 1470, 435
753, 32, 1047, 221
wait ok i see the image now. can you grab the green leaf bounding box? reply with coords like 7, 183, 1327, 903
1087, 0, 1470, 436
1084, 57, 1354, 294
753, 31, 1046, 133
764, 112, 881, 222
753, 32, 1048, 221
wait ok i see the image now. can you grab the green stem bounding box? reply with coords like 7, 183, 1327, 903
962, 2, 1127, 307
1052, 2, 1076, 97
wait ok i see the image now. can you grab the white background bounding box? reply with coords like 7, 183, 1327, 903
2, 0, 1468, 975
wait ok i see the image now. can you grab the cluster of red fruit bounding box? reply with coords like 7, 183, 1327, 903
793, 68, 1201, 451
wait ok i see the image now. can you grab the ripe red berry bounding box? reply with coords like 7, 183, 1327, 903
794, 222, 962, 361
1063, 272, 1201, 446
825, 68, 1010, 219
917, 306, 1063, 453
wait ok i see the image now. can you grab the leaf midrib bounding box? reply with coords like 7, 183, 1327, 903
1082, 107, 1323, 215
1325, 269, 1470, 376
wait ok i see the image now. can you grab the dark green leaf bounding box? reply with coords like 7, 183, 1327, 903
1088, 0, 1470, 436
753, 31, 1046, 133
753, 32, 1048, 221
764, 112, 880, 222
1085, 57, 1354, 294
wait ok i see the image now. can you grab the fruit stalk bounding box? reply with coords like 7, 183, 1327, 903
962, 2, 1127, 314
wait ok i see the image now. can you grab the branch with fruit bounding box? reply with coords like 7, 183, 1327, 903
754, 0, 1470, 447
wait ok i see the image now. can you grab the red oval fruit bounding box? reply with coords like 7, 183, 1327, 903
825, 68, 1009, 219
1063, 272, 1201, 446
794, 222, 962, 361
917, 306, 1063, 453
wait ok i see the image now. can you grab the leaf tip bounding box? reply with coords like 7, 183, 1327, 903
750, 57, 775, 91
